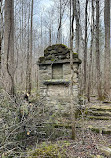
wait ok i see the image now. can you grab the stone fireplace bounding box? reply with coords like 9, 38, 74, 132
38, 44, 81, 111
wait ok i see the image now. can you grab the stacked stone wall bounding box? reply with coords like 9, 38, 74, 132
38, 44, 81, 111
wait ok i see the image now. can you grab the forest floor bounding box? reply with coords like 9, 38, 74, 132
26, 128, 111, 158
56, 99, 111, 157
2, 93, 110, 158
26, 96, 111, 158
69, 97, 111, 158
64, 128, 111, 158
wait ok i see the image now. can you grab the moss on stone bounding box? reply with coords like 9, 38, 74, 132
38, 44, 81, 65
97, 146, 111, 157
44, 44, 69, 55
43, 79, 70, 85
88, 110, 111, 117
73, 52, 78, 58
39, 56, 45, 63
28, 143, 66, 158
97, 95, 106, 101
75, 109, 82, 119
91, 127, 100, 133
51, 58, 55, 62
54, 123, 72, 129
90, 105, 111, 112
87, 116, 111, 120
55, 44, 68, 48
102, 130, 111, 134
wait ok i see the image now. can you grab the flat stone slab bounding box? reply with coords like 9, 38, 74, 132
97, 145, 111, 157
86, 105, 111, 120
89, 105, 111, 112
38, 58, 81, 65
88, 110, 111, 117
102, 101, 111, 104
43, 79, 70, 85
87, 115, 111, 120
79, 120, 111, 134
87, 126, 111, 134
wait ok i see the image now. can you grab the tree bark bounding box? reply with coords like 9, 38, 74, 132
57, 0, 62, 43
4, 0, 15, 96
26, 0, 34, 94
83, 0, 88, 94
26, 2, 30, 93
0, 0, 2, 76
87, 0, 94, 102
28, 0, 33, 94
70, 0, 76, 140
0, 32, 1, 77
96, 0, 102, 99
75, 0, 80, 54
104, 0, 110, 98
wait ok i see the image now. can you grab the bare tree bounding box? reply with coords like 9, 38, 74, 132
96, 0, 102, 99
75, 0, 80, 54
104, 0, 110, 99
26, 0, 34, 94
56, 0, 63, 44
70, 0, 76, 140
4, 0, 15, 96
83, 0, 88, 94
0, 32, 2, 76
28, 0, 34, 94
0, 0, 2, 76
56, 0, 68, 44
87, 0, 94, 102
43, 9, 55, 46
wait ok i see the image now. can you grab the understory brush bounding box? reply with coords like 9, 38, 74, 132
0, 90, 70, 157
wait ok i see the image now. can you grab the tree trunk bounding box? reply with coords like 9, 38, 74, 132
104, 0, 110, 99
75, 0, 80, 54
0, 33, 1, 76
26, 2, 30, 93
28, 0, 33, 94
57, 0, 62, 43
4, 0, 15, 96
26, 0, 33, 94
83, 0, 88, 95
70, 0, 76, 140
96, 0, 102, 99
87, 0, 94, 102
0, 0, 2, 76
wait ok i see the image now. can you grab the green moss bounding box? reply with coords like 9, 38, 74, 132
88, 126, 103, 134
46, 55, 52, 60
44, 44, 69, 54
55, 44, 68, 48
88, 110, 111, 117
102, 130, 111, 134
75, 109, 82, 119
62, 113, 70, 117
54, 123, 71, 129
87, 116, 110, 120
97, 146, 111, 157
85, 108, 88, 115
39, 56, 45, 63
51, 58, 55, 62
43, 79, 70, 85
97, 95, 106, 101
91, 128, 100, 133
73, 52, 78, 58
28, 143, 66, 158
90, 105, 111, 111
